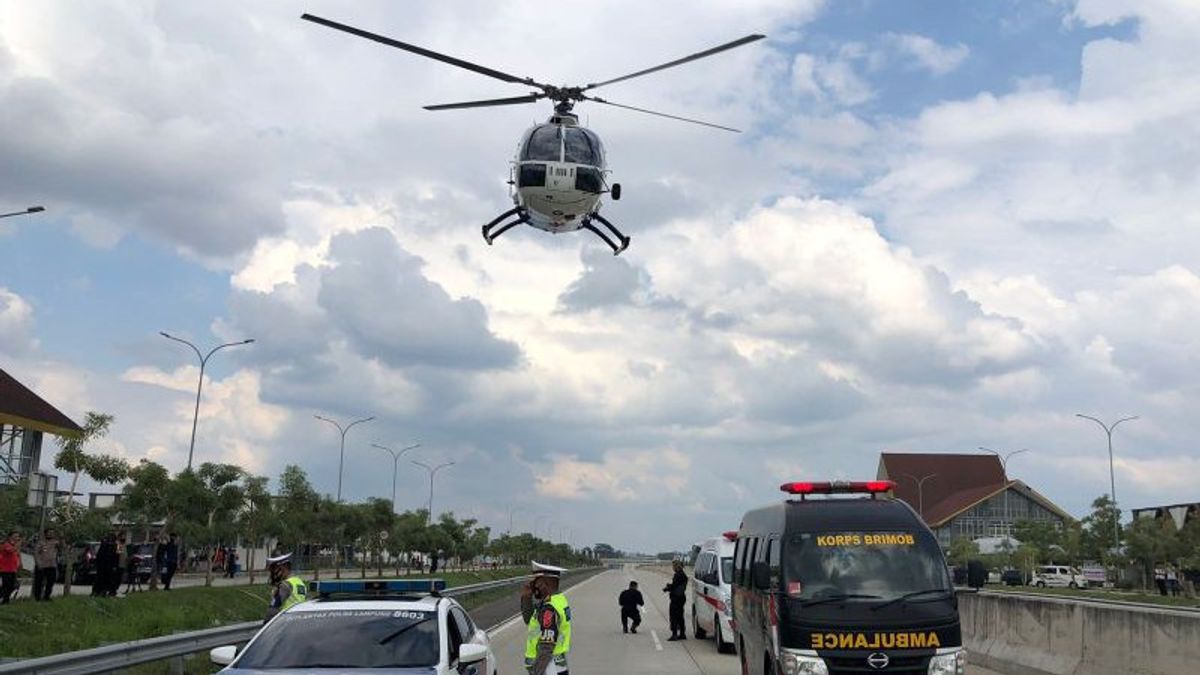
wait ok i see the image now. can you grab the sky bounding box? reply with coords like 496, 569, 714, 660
2, 0, 1198, 553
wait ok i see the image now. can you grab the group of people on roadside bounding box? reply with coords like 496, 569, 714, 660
0, 530, 182, 602
1154, 564, 1184, 597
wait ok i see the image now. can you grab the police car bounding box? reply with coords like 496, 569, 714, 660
210, 579, 497, 675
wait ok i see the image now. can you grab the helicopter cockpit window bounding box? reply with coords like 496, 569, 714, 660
563, 128, 603, 166
522, 125, 562, 161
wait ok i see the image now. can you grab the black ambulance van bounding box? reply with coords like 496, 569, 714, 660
732, 480, 964, 675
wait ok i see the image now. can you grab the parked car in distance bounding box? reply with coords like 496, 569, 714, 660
1000, 568, 1028, 586
1031, 565, 1087, 589
57, 541, 100, 585
130, 543, 157, 583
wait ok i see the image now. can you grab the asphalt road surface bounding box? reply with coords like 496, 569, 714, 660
485, 566, 1002, 675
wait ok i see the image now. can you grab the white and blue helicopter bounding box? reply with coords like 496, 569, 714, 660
303, 14, 764, 255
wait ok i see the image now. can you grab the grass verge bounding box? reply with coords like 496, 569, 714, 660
0, 567, 529, 660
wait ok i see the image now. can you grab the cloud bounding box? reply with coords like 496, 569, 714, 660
888, 33, 969, 75
534, 447, 691, 502
0, 287, 36, 355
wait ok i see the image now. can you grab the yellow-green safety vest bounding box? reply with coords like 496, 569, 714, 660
281, 575, 307, 610
524, 593, 571, 665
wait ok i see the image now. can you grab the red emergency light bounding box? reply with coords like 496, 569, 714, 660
722, 530, 738, 541
780, 480, 896, 495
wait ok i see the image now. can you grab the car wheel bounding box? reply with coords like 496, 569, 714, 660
716, 616, 734, 654
1069, 581, 1077, 589
693, 606, 707, 639
1036, 581, 1046, 588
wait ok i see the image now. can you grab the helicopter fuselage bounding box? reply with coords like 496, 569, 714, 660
510, 115, 609, 233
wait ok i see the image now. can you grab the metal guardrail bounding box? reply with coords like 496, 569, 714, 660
0, 572, 574, 675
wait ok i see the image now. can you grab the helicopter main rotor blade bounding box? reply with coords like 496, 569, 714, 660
301, 13, 545, 88
424, 94, 545, 110
584, 96, 743, 133
583, 34, 766, 91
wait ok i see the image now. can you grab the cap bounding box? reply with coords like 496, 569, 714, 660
531, 561, 567, 578
266, 552, 293, 566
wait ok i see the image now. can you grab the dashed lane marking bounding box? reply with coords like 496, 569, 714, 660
651, 629, 664, 651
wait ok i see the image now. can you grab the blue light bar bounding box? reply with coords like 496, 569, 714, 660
309, 578, 448, 596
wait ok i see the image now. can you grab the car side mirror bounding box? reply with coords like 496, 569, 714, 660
209, 645, 237, 666
458, 643, 489, 664
752, 561, 771, 590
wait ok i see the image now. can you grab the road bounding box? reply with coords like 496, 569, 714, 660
487, 566, 1001, 674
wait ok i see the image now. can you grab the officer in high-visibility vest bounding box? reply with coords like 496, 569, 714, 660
264, 552, 307, 623
521, 561, 571, 675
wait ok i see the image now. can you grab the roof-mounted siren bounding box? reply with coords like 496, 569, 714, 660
722, 530, 738, 541
780, 480, 896, 501
309, 578, 448, 599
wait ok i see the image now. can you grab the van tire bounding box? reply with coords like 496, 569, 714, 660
716, 617, 734, 654
693, 606, 707, 639
1036, 581, 1046, 588
1069, 581, 1078, 589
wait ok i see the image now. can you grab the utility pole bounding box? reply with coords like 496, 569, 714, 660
411, 460, 454, 524
1076, 414, 1139, 552
315, 414, 375, 501
371, 442, 420, 513
901, 473, 938, 520
160, 332, 255, 470
979, 446, 1030, 536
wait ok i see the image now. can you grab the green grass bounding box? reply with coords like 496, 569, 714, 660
987, 584, 1200, 609
0, 567, 530, 660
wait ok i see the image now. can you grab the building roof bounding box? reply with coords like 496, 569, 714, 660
877, 452, 1072, 528
0, 367, 83, 438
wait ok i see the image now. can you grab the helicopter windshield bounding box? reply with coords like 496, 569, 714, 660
563, 128, 603, 166
522, 125, 562, 161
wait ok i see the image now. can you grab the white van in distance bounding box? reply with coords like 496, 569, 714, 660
691, 531, 736, 653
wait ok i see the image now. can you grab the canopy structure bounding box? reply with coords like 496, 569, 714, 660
0, 367, 83, 439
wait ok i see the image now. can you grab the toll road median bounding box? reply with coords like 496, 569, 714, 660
960, 589, 1200, 675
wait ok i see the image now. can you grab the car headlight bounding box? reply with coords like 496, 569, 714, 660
928, 647, 966, 675
779, 648, 829, 675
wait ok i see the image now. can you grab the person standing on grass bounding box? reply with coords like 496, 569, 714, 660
93, 534, 118, 597
0, 531, 21, 604
33, 529, 60, 601
158, 533, 179, 590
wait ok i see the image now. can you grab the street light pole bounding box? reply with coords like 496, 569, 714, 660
979, 446, 1030, 536
411, 460, 455, 524
315, 414, 375, 502
1076, 413, 1139, 551
901, 473, 938, 520
508, 506, 525, 535
0, 205, 45, 219
160, 332, 255, 471
371, 442, 420, 514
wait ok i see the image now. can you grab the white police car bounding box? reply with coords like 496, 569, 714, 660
210, 579, 497, 675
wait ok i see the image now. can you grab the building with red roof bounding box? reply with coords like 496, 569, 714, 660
0, 366, 82, 486
877, 452, 1073, 547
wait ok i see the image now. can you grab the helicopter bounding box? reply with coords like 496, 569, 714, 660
302, 14, 764, 255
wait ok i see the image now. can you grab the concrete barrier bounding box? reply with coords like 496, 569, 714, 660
960, 591, 1200, 675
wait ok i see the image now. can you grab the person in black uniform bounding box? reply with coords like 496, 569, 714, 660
618, 580, 644, 634
663, 560, 688, 640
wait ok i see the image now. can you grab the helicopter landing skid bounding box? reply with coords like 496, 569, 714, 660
582, 213, 631, 256
481, 206, 528, 245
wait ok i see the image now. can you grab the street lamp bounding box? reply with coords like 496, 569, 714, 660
0, 205, 45, 219
160, 332, 255, 470
411, 460, 454, 524
315, 414, 375, 502
1076, 413, 1139, 551
371, 442, 420, 514
508, 506, 525, 535
979, 446, 1030, 536
901, 473, 938, 520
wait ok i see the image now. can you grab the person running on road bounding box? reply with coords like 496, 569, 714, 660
618, 580, 644, 634
663, 559, 688, 640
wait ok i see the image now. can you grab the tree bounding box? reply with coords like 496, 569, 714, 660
195, 463, 246, 587
1080, 495, 1122, 563
238, 475, 278, 584
1013, 520, 1062, 563
1125, 516, 1181, 590
275, 465, 319, 571
947, 537, 980, 566
52, 411, 129, 595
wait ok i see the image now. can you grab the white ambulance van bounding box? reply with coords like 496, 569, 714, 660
691, 531, 737, 653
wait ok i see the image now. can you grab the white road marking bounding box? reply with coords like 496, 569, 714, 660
651, 629, 664, 651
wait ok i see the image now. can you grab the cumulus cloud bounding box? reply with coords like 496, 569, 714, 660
0, 287, 36, 355
534, 447, 691, 502
888, 33, 969, 75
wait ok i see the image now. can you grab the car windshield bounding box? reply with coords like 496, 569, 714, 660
234, 609, 439, 669
720, 557, 733, 584
785, 531, 950, 602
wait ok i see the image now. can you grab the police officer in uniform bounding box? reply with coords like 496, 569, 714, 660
264, 552, 307, 623
521, 561, 572, 675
